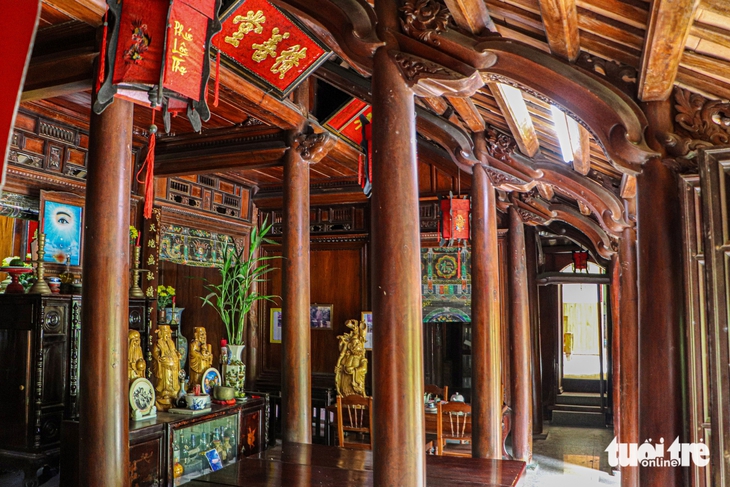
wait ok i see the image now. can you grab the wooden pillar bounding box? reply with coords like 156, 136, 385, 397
79, 99, 133, 487
508, 207, 533, 462
281, 112, 311, 444
371, 1, 424, 483
618, 222, 639, 487
470, 161, 503, 459
525, 226, 543, 435
637, 100, 684, 487
609, 253, 621, 444
539, 284, 559, 413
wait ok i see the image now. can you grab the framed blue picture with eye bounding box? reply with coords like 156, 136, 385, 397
39, 191, 85, 269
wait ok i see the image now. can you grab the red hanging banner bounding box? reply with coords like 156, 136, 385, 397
216, 0, 330, 97
112, 0, 168, 86
325, 98, 372, 147
441, 197, 470, 242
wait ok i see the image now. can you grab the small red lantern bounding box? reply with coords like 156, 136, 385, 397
440, 192, 470, 246
572, 250, 588, 272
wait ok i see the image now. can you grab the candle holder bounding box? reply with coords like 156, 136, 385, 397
130, 245, 150, 299
29, 233, 53, 295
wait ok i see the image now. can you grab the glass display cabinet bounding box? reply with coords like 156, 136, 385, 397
171, 412, 239, 485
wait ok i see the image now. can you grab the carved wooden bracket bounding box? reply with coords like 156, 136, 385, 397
661, 87, 730, 174
399, 0, 451, 47
294, 129, 336, 164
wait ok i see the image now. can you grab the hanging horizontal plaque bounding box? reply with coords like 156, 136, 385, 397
324, 98, 372, 147
215, 0, 331, 97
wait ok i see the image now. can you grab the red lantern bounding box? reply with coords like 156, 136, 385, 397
440, 193, 470, 245
93, 0, 221, 132
572, 250, 589, 272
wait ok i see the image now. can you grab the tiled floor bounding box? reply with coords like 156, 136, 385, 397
0, 424, 619, 486
518, 424, 620, 486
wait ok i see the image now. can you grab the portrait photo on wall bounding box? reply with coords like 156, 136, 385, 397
310, 304, 333, 329
270, 307, 282, 343
361, 311, 373, 350
39, 190, 85, 270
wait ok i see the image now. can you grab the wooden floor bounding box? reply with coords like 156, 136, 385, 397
188, 442, 526, 486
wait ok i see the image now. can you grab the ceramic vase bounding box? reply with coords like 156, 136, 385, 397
223, 344, 246, 398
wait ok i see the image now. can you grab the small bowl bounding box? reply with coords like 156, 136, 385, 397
213, 386, 235, 401
185, 393, 209, 410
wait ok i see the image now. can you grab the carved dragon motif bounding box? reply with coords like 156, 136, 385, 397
294, 130, 336, 163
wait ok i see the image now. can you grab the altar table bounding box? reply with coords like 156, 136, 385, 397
188, 442, 525, 486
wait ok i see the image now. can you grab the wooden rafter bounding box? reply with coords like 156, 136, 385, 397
44, 0, 105, 26
446, 96, 485, 132
488, 83, 539, 158
443, 0, 496, 35
570, 124, 591, 175
638, 0, 701, 101
537, 0, 580, 62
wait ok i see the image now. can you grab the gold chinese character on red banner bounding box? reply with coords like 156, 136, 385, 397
224, 10, 266, 47
251, 27, 289, 63
171, 20, 194, 75
271, 45, 307, 79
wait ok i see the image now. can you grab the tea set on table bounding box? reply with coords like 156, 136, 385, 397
424, 391, 464, 411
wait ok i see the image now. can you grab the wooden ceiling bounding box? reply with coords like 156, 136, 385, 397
24, 0, 730, 194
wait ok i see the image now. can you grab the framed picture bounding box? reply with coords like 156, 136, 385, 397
270, 307, 282, 343
361, 311, 373, 350
39, 190, 85, 272
310, 304, 333, 329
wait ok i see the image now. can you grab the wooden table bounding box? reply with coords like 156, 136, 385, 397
188, 442, 525, 486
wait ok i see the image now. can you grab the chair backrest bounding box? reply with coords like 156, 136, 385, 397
424, 384, 448, 401
336, 394, 373, 450
436, 401, 472, 455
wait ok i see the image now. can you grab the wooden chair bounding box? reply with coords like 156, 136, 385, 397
436, 401, 472, 457
424, 384, 448, 402
336, 394, 373, 450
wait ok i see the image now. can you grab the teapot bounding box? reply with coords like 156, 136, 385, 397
450, 391, 464, 402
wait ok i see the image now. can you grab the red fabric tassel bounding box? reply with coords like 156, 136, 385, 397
457, 249, 461, 279
96, 8, 109, 93
357, 153, 363, 187
214, 50, 221, 107
136, 112, 158, 219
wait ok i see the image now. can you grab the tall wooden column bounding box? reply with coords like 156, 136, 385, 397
609, 253, 621, 444
281, 123, 312, 445
508, 207, 532, 462
371, 1, 424, 483
79, 99, 133, 487
470, 160, 503, 459
525, 226, 543, 435
637, 100, 683, 487
618, 221, 639, 487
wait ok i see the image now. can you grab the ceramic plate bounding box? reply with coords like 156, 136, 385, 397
201, 367, 222, 395
129, 378, 155, 415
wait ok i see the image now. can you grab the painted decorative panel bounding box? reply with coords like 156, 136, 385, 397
159, 223, 236, 267
421, 247, 471, 322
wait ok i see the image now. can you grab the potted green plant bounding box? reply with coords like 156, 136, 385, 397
201, 218, 278, 396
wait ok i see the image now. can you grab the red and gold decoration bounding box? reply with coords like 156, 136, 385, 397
93, 0, 222, 218
215, 0, 330, 97
440, 192, 470, 246
325, 98, 373, 196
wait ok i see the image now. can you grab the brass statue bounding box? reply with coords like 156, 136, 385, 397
128, 330, 146, 382
335, 319, 368, 396
188, 326, 213, 392
153, 325, 181, 411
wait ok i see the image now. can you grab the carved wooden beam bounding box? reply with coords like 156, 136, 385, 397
446, 96, 485, 132
638, 0, 700, 101
154, 126, 289, 177
488, 83, 540, 157
442, 0, 496, 35
620, 174, 637, 199
22, 49, 95, 101
569, 124, 591, 175
542, 220, 613, 267
537, 0, 580, 62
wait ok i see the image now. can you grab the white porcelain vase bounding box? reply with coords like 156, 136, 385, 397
223, 344, 246, 398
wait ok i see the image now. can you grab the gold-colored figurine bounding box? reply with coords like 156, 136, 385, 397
128, 330, 146, 382
153, 325, 181, 411
335, 319, 368, 396
188, 326, 213, 391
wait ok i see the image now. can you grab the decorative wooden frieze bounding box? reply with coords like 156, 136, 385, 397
0, 192, 39, 219
7, 110, 88, 182
159, 222, 237, 267
266, 203, 368, 236
662, 87, 730, 173
420, 201, 440, 232
399, 0, 451, 47
165, 174, 251, 220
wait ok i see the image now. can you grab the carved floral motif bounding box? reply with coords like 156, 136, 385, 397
484, 126, 516, 161
294, 131, 335, 163
399, 0, 451, 46
663, 87, 730, 172
391, 51, 450, 81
